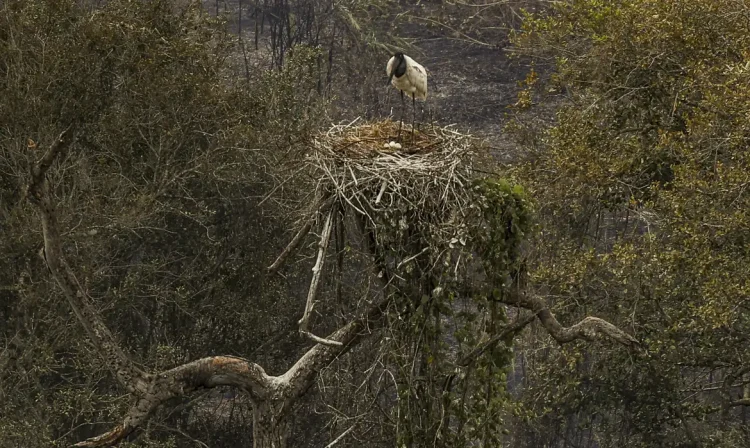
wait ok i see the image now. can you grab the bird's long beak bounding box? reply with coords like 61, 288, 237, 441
387, 72, 394, 86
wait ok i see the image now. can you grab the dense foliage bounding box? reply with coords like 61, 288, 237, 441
0, 1, 533, 447
508, 0, 750, 446
0, 0, 325, 445
381, 176, 532, 448
10, 0, 750, 446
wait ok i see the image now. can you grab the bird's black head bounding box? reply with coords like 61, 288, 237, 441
388, 52, 407, 83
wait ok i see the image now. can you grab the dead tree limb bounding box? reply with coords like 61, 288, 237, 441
298, 206, 334, 333
74, 297, 390, 447
267, 220, 313, 274
334, 207, 346, 324
26, 126, 151, 393
300, 330, 344, 347
72, 356, 273, 447
267, 196, 335, 274
456, 312, 536, 367
496, 292, 639, 348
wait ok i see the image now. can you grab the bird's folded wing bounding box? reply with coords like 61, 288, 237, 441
406, 64, 427, 100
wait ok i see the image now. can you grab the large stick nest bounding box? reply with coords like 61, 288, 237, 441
308, 118, 483, 262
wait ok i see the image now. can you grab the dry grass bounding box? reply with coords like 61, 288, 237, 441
315, 117, 462, 156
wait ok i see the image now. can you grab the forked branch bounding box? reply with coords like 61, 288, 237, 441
267, 196, 335, 275
77, 296, 390, 447
73, 356, 273, 447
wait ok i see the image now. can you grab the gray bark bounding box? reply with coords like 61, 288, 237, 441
27, 128, 387, 448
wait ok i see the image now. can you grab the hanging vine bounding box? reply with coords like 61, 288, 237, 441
270, 118, 534, 445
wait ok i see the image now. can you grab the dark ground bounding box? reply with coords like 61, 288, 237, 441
214, 0, 531, 160
396, 12, 527, 138
412, 35, 530, 160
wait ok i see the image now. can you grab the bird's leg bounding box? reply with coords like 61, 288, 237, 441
398, 90, 405, 142
411, 95, 416, 145
423, 99, 435, 133
424, 102, 432, 132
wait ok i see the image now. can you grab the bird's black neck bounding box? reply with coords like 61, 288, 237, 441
392, 57, 407, 78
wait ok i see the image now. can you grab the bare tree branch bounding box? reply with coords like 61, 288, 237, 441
300, 330, 344, 347
324, 424, 357, 447
496, 291, 640, 348
267, 196, 335, 275
267, 220, 313, 274
298, 207, 334, 332
76, 296, 390, 447
285, 296, 390, 402
73, 356, 274, 447
26, 127, 151, 393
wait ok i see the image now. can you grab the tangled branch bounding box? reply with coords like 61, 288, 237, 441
305, 119, 481, 305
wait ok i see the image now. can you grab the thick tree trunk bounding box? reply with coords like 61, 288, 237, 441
253, 400, 289, 448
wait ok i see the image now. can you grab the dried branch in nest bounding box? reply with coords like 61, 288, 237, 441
307, 118, 479, 256
305, 118, 639, 349
271, 118, 486, 346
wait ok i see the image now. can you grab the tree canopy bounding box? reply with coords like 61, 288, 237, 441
507, 0, 750, 445
4, 0, 750, 446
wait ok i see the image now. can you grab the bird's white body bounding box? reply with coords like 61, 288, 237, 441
386, 54, 427, 101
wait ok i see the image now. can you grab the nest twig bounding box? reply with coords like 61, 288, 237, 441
270, 118, 483, 340
308, 118, 479, 250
